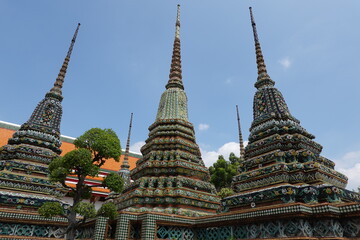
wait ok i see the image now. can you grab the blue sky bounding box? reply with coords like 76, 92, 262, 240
1, 1, 360, 190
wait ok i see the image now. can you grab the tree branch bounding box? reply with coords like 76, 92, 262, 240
61, 181, 75, 192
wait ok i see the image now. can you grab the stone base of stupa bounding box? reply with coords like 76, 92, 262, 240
112, 200, 360, 240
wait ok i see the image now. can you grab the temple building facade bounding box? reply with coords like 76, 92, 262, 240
0, 120, 141, 200
0, 4, 359, 240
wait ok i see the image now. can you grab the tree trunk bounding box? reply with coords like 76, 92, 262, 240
66, 175, 86, 240
66, 211, 77, 240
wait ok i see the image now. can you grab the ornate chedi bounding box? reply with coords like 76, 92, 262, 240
0, 24, 80, 210
115, 5, 220, 217
113, 7, 360, 240
223, 8, 359, 212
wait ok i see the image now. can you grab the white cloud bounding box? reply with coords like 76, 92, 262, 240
198, 123, 210, 131
341, 151, 360, 166
339, 163, 360, 191
279, 57, 292, 69
334, 150, 360, 191
129, 141, 145, 153
201, 141, 248, 167
225, 77, 232, 84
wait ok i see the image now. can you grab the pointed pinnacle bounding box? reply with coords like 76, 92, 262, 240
175, 4, 180, 39
236, 105, 245, 161
249, 7, 274, 89
121, 113, 133, 170
166, 4, 184, 90
49, 23, 81, 100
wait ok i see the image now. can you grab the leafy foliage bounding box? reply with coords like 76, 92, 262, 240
229, 152, 240, 165
217, 187, 234, 199
209, 153, 240, 191
74, 128, 121, 164
39, 128, 122, 240
103, 172, 124, 193
74, 202, 96, 219
49, 149, 98, 184
97, 202, 119, 220
38, 202, 64, 218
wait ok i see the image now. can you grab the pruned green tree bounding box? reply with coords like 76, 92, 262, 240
39, 128, 124, 240
217, 187, 234, 199
229, 152, 240, 165
209, 153, 239, 191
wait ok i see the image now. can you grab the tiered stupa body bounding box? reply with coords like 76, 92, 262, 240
0, 24, 80, 210
115, 5, 220, 217
224, 9, 358, 211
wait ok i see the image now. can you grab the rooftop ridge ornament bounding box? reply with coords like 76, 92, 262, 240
236, 105, 245, 161
249, 7, 275, 89
166, 4, 184, 90
48, 23, 81, 100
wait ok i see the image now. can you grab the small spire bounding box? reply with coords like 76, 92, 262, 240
249, 7, 275, 89
236, 105, 245, 161
121, 113, 133, 170
166, 4, 184, 90
48, 23, 81, 99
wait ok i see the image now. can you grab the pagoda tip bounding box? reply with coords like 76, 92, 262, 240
48, 23, 80, 98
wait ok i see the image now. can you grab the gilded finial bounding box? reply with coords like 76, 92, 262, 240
48, 23, 81, 100
236, 105, 245, 161
249, 7, 275, 89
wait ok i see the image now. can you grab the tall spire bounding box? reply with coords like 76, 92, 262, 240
156, 4, 188, 121
166, 4, 184, 90
236, 105, 245, 161
249, 7, 275, 89
121, 113, 133, 170
118, 113, 133, 185
48, 23, 81, 100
